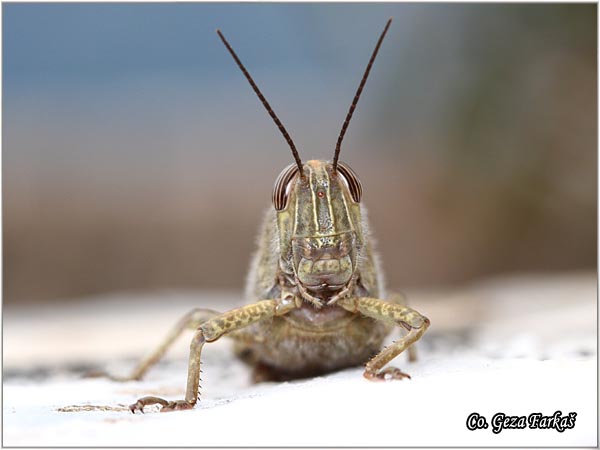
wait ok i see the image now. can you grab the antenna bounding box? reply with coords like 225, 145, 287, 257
332, 18, 392, 171
216, 29, 304, 175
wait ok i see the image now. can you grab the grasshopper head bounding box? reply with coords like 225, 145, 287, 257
273, 160, 364, 299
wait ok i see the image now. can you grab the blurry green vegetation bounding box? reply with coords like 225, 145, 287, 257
369, 4, 596, 282
442, 5, 596, 273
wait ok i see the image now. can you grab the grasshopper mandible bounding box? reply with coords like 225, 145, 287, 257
94, 17, 430, 413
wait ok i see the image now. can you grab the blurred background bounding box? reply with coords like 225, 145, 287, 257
3, 3, 596, 307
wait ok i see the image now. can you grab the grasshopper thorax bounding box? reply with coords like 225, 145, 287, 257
273, 160, 365, 302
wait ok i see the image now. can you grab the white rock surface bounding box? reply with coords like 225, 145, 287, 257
3, 272, 597, 447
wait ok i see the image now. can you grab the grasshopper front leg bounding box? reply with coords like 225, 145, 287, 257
87, 308, 220, 381
388, 292, 418, 363
129, 299, 288, 413
338, 297, 430, 381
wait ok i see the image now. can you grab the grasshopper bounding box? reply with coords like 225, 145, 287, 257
94, 17, 430, 413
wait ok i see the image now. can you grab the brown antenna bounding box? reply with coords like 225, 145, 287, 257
216, 29, 303, 175
332, 18, 393, 172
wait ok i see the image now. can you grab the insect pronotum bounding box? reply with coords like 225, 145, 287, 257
93, 17, 430, 413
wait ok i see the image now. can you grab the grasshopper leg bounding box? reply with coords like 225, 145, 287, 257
388, 292, 418, 363
130, 300, 282, 413
338, 296, 430, 381
86, 308, 220, 382
129, 396, 193, 413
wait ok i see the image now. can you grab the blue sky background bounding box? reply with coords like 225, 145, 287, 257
4, 3, 435, 89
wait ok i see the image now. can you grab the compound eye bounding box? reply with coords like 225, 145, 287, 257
272, 163, 300, 211
337, 161, 362, 203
